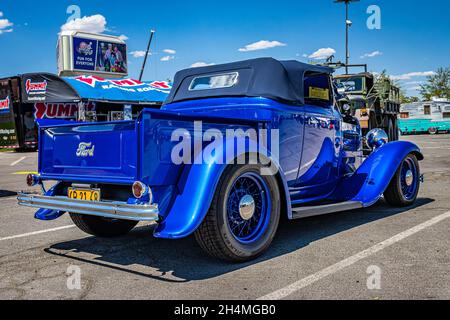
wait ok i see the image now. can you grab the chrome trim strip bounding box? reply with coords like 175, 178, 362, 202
17, 193, 160, 222
291, 201, 363, 220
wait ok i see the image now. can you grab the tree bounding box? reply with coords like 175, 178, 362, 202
420, 67, 450, 101
400, 94, 420, 104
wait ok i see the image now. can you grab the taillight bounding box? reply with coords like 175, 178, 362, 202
26, 174, 39, 187
132, 181, 152, 202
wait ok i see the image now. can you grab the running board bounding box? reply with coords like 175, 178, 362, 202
291, 201, 363, 220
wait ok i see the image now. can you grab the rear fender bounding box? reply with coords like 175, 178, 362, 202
153, 139, 291, 239
34, 182, 65, 221
330, 141, 423, 206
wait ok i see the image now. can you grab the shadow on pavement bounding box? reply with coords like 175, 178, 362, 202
45, 197, 434, 283
0, 190, 17, 198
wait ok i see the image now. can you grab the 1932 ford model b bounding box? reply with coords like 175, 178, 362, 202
18, 58, 423, 262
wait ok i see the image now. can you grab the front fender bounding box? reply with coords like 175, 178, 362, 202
153, 139, 291, 239
330, 141, 423, 206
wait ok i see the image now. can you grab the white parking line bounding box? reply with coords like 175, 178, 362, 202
10, 156, 27, 166
0, 225, 75, 242
258, 210, 450, 300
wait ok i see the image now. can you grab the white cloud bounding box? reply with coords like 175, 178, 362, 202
0, 12, 14, 35
391, 71, 436, 81
130, 50, 150, 58
163, 49, 176, 55
404, 81, 425, 85
0, 28, 13, 35
60, 14, 107, 33
308, 48, 336, 60
360, 50, 383, 59
118, 34, 128, 41
239, 40, 286, 52
0, 19, 12, 29
190, 62, 215, 68
161, 55, 175, 62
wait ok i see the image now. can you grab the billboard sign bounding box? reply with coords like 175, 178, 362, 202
71, 36, 127, 75
58, 31, 128, 78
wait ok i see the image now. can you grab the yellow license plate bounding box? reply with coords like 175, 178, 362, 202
68, 188, 101, 202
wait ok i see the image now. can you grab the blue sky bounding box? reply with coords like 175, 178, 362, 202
0, 0, 449, 96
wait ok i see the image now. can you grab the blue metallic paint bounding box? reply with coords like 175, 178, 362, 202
34, 183, 65, 221
329, 141, 423, 206
30, 96, 423, 239
153, 138, 292, 239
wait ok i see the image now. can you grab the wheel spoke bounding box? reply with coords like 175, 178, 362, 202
226, 173, 270, 243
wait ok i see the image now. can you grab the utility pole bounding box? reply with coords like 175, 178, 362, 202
139, 30, 155, 81
334, 0, 359, 74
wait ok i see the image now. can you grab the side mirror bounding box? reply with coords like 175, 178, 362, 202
366, 129, 389, 150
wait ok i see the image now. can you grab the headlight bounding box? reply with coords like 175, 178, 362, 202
366, 129, 389, 150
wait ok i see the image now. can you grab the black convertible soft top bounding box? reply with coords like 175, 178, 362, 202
165, 57, 334, 105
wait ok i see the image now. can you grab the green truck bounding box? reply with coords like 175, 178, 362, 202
334, 65, 401, 142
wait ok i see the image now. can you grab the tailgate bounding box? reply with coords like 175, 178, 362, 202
39, 121, 138, 183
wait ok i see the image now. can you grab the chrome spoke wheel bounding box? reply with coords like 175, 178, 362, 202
400, 157, 418, 201
226, 173, 271, 244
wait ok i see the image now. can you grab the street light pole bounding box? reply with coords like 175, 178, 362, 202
334, 0, 359, 74
139, 30, 155, 82
345, 1, 349, 74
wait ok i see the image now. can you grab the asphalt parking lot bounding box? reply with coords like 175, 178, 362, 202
0, 134, 449, 300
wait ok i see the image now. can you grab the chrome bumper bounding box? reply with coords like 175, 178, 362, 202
17, 193, 160, 222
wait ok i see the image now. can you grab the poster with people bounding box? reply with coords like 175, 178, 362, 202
72, 37, 127, 75
96, 41, 128, 74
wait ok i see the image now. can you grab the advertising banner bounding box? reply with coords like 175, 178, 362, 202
0, 95, 17, 148
34, 102, 96, 119
72, 37, 127, 75
0, 96, 10, 113
96, 41, 127, 74
21, 73, 80, 104
73, 37, 98, 71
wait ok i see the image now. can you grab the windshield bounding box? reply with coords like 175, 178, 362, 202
336, 77, 364, 93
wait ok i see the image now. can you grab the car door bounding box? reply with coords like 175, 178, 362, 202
293, 72, 340, 201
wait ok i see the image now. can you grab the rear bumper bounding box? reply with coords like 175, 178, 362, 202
17, 193, 160, 222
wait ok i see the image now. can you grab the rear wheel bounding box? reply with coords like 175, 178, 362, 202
384, 154, 420, 207
69, 213, 138, 238
388, 118, 397, 142
195, 164, 280, 262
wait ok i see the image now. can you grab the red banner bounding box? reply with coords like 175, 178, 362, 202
34, 102, 95, 119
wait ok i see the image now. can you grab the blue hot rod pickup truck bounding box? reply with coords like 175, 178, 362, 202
18, 58, 423, 262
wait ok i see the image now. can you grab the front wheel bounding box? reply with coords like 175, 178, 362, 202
195, 164, 281, 262
384, 154, 420, 207
69, 213, 138, 238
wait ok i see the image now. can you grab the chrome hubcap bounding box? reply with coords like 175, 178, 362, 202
239, 195, 256, 221
405, 170, 414, 187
